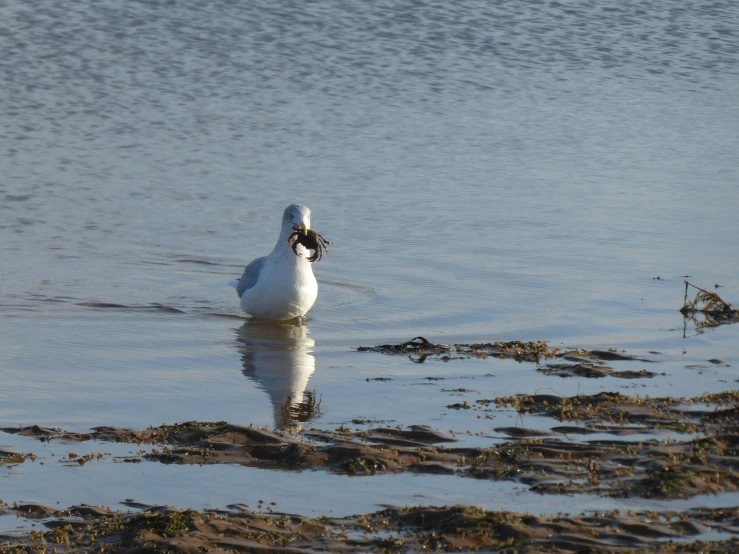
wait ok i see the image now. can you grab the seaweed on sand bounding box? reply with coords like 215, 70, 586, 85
6, 502, 739, 552
680, 281, 739, 332
357, 336, 556, 363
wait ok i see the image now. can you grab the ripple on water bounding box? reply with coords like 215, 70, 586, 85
0, 0, 738, 527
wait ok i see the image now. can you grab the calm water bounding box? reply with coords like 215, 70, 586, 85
1, 0, 738, 515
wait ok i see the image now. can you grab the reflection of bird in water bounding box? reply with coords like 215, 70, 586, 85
235, 319, 321, 428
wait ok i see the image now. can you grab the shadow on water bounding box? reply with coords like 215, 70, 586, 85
235, 319, 321, 429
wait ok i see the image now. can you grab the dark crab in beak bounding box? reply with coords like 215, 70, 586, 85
289, 224, 333, 262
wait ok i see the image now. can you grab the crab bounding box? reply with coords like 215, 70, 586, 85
288, 225, 333, 262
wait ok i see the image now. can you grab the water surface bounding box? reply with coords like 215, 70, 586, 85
1, 0, 738, 516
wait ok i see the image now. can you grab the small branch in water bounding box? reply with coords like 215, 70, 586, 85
684, 280, 689, 309
680, 281, 734, 315
680, 281, 739, 333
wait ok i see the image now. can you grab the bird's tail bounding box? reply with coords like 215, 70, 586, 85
228, 280, 239, 289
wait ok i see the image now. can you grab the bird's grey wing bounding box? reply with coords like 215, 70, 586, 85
236, 256, 267, 298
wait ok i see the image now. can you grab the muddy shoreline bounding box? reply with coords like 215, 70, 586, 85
2, 341, 738, 551
3, 392, 739, 551
4, 386, 739, 500
2, 500, 739, 552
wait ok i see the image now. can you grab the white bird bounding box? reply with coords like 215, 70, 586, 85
229, 204, 319, 320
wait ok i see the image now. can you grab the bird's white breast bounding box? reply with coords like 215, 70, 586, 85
240, 248, 317, 320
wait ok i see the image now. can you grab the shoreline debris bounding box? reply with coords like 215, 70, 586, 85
680, 281, 739, 331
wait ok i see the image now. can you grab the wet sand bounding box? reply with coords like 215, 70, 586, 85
2, 340, 739, 551
4, 386, 739, 499
2, 501, 739, 552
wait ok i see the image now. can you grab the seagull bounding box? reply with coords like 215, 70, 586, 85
229, 204, 319, 320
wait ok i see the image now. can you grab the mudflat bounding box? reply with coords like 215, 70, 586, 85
2, 339, 739, 551
3, 501, 739, 552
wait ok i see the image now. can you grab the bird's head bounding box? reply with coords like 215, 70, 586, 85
282, 204, 311, 235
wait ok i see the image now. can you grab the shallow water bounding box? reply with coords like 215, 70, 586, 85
4, 429, 739, 521
1, 0, 738, 518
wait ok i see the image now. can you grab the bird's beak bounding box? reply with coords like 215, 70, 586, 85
299, 223, 308, 234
